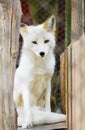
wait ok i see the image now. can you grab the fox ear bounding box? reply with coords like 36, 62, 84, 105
20, 23, 28, 37
43, 15, 56, 34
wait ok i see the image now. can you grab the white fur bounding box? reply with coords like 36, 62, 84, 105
13, 19, 66, 129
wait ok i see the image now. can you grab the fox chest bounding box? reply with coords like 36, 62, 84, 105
30, 73, 50, 106
16, 73, 51, 107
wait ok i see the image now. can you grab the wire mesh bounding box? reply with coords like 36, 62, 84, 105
29, 0, 58, 24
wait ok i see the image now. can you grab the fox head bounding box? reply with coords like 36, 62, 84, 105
20, 15, 56, 58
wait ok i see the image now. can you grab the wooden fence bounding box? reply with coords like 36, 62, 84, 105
60, 0, 85, 130
61, 34, 85, 130
0, 1, 21, 130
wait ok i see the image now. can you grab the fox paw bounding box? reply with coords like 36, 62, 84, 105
17, 117, 23, 127
22, 121, 33, 129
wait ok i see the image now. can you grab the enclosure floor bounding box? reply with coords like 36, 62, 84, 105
18, 122, 67, 130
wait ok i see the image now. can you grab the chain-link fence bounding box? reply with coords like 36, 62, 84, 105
29, 0, 57, 24
19, 0, 67, 112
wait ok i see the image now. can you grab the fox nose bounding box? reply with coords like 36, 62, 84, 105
39, 52, 45, 57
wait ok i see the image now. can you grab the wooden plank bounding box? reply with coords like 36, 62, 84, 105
62, 36, 85, 130
72, 34, 85, 130
67, 34, 85, 130
18, 122, 67, 130
67, 0, 84, 129
60, 52, 67, 114
79, 35, 85, 130
71, 39, 81, 130
0, 4, 4, 130
0, 1, 21, 130
67, 45, 72, 130
71, 0, 83, 42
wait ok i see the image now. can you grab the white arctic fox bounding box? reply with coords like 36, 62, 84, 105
13, 15, 66, 129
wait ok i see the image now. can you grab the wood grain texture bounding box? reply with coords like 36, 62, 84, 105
67, 45, 72, 130
71, 0, 83, 42
0, 1, 21, 130
79, 35, 85, 130
66, 35, 85, 130
71, 39, 81, 130
0, 4, 4, 130
66, 0, 84, 129
60, 52, 67, 114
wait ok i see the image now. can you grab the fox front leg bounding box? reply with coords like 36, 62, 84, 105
22, 85, 33, 129
45, 80, 51, 112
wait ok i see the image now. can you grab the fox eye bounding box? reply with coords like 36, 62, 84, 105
44, 39, 49, 43
32, 41, 37, 44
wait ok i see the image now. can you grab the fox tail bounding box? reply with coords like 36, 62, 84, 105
32, 107, 66, 125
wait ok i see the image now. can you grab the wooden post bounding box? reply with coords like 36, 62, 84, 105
67, 34, 85, 130
60, 1, 85, 130
0, 1, 21, 130
71, 0, 83, 42
67, 45, 72, 130
67, 0, 84, 130
60, 52, 67, 114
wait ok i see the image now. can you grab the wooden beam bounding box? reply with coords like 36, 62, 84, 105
0, 1, 21, 130
18, 122, 67, 130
